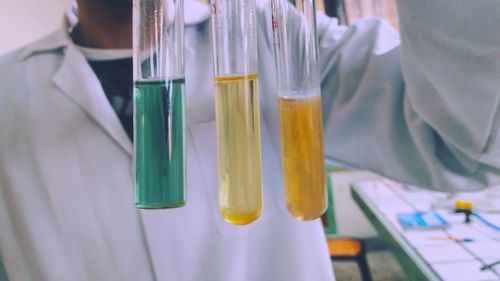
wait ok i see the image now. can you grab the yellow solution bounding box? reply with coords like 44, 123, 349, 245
215, 74, 263, 225
279, 94, 326, 221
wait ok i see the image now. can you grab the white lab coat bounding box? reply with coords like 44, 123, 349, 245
0, 0, 499, 280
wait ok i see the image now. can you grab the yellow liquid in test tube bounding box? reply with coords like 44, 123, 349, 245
279, 94, 326, 221
215, 74, 263, 225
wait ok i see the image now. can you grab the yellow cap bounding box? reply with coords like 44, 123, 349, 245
455, 200, 465, 209
462, 201, 474, 210
455, 200, 473, 210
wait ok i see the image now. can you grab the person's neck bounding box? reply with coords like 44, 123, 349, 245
73, 1, 132, 49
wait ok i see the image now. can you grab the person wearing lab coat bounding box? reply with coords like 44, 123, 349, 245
0, 0, 499, 280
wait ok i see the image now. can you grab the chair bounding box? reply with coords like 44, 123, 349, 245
323, 167, 373, 281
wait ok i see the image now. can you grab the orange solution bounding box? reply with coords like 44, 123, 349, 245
278, 94, 326, 220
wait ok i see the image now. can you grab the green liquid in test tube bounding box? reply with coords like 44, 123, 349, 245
133, 0, 186, 208
134, 79, 185, 208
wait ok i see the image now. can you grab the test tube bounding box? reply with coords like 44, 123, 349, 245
271, 0, 327, 220
210, 0, 263, 224
133, 0, 186, 208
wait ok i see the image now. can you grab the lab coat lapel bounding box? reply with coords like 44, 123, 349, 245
52, 44, 133, 155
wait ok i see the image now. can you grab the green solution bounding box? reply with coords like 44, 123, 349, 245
134, 79, 186, 209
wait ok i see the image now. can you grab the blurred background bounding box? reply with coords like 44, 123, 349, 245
0, 0, 399, 55
0, 0, 70, 55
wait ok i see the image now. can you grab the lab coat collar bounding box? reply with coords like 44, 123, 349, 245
52, 41, 134, 155
17, 29, 68, 61
19, 4, 134, 155
18, 3, 78, 61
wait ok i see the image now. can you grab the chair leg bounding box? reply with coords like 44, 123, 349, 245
356, 254, 373, 281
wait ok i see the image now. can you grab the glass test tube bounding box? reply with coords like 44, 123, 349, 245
133, 0, 186, 208
210, 0, 263, 225
271, 0, 326, 220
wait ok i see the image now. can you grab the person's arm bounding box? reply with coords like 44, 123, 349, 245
317, 0, 500, 192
